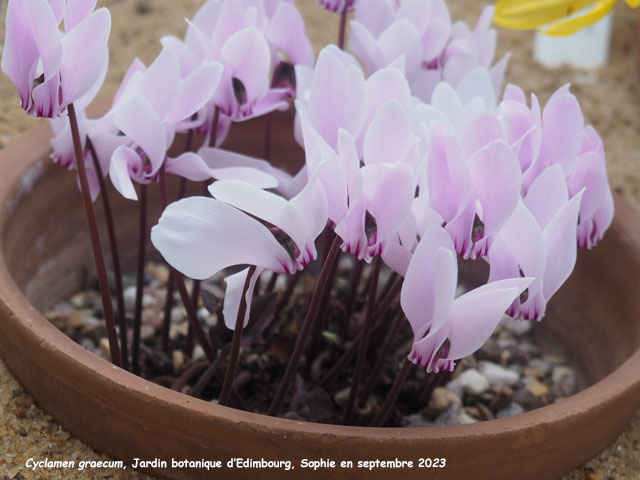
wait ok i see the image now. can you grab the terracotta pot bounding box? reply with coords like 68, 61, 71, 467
1, 110, 640, 480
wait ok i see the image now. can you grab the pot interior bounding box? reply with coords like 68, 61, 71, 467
2, 111, 638, 400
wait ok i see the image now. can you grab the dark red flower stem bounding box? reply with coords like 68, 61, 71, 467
263, 112, 272, 161
338, 2, 349, 50
310, 249, 340, 358
86, 138, 129, 371
208, 105, 221, 148
342, 259, 365, 339
186, 106, 222, 354
318, 282, 402, 388
161, 128, 192, 353
170, 361, 209, 392
67, 103, 121, 367
358, 311, 405, 407
158, 164, 218, 361
343, 255, 382, 424
219, 265, 257, 406
131, 183, 147, 375
268, 235, 342, 416
370, 359, 412, 427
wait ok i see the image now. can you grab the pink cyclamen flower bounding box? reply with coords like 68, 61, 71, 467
163, 0, 312, 125
401, 225, 531, 373
1, 0, 110, 118
107, 47, 222, 200
151, 176, 327, 329
488, 167, 584, 321
296, 48, 419, 260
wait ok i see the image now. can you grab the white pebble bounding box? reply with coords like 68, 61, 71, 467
455, 369, 489, 396
479, 361, 520, 388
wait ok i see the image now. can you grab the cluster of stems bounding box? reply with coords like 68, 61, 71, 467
65, 7, 420, 427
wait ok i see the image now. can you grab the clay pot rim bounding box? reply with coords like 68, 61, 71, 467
1, 121, 639, 444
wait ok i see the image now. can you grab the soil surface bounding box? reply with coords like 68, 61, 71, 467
1, 0, 639, 479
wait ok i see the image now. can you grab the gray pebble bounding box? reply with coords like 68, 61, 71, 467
496, 402, 524, 418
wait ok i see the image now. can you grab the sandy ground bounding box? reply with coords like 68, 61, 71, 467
0, 0, 639, 479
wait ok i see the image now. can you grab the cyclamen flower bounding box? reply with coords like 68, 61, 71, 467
488, 167, 584, 321
401, 225, 531, 373
349, 2, 508, 102
502, 84, 613, 249
413, 77, 521, 259
106, 48, 223, 200
296, 46, 420, 260
151, 176, 328, 328
162, 0, 313, 127
1, 0, 110, 118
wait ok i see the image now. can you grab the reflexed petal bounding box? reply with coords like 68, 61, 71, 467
360, 163, 415, 243
524, 164, 568, 230
377, 19, 422, 78
168, 62, 223, 123
446, 277, 531, 360
308, 46, 366, 148
113, 58, 146, 106
461, 110, 505, 156
1, 0, 39, 110
64, 0, 97, 31
60, 8, 110, 105
363, 100, 415, 165
401, 225, 456, 338
468, 140, 521, 234
567, 151, 608, 223
113, 96, 167, 175
209, 180, 308, 253
542, 190, 583, 300
109, 146, 141, 201
198, 146, 292, 191
427, 123, 471, 222
382, 242, 412, 277
139, 47, 181, 121
540, 85, 584, 175
456, 66, 497, 108
221, 27, 271, 102
28, 0, 63, 83
267, 3, 314, 66
223, 267, 264, 329
348, 21, 382, 75
151, 197, 293, 279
